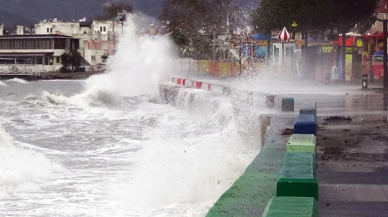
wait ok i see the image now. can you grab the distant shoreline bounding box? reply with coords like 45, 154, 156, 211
0, 71, 105, 81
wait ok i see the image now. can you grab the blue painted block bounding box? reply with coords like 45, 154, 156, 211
294, 114, 316, 135
300, 107, 317, 120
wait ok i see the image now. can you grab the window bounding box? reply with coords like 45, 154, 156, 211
103, 27, 106, 32
14, 40, 22, 49
1, 40, 11, 49
100, 27, 103, 32
47, 28, 52, 33
56, 56, 60, 63
91, 56, 96, 61
26, 40, 34, 49
37, 40, 51, 49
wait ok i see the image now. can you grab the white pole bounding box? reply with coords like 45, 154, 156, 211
282, 41, 285, 65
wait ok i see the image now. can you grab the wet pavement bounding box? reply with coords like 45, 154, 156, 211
206, 89, 388, 217
316, 116, 388, 217
304, 92, 388, 217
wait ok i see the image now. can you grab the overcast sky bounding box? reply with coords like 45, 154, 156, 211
0, 0, 258, 26
0, 0, 166, 26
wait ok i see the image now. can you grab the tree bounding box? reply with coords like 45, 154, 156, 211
161, 0, 240, 34
60, 53, 72, 72
251, 0, 379, 34
322, 0, 379, 29
97, 1, 133, 20
160, 0, 209, 34
160, 0, 239, 58
60, 51, 84, 73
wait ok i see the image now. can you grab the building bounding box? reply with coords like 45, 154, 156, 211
34, 19, 81, 36
0, 34, 79, 74
33, 18, 121, 69
0, 13, 128, 74
16, 25, 24, 35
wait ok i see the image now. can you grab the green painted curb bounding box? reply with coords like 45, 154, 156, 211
206, 135, 287, 217
262, 197, 319, 217
286, 134, 316, 153
276, 153, 318, 200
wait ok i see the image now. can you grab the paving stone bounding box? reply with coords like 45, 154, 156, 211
287, 134, 316, 153
294, 114, 317, 135
350, 185, 388, 202
262, 197, 318, 217
276, 153, 318, 200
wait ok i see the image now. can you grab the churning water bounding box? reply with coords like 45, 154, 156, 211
0, 14, 263, 216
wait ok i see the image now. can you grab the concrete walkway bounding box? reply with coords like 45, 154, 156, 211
293, 92, 388, 216
317, 115, 388, 217
206, 91, 388, 217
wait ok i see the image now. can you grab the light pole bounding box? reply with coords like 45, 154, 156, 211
292, 20, 298, 39
376, 17, 388, 89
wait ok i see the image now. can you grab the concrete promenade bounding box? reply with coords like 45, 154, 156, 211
314, 94, 388, 217
207, 91, 388, 216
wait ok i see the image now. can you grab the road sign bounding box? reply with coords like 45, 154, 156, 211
278, 27, 290, 42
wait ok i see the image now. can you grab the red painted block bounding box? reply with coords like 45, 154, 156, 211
195, 82, 203, 89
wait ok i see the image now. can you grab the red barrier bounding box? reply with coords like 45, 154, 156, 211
195, 82, 203, 89
176, 78, 186, 85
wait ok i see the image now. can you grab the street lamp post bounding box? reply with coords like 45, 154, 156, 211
292, 20, 298, 39
376, 17, 388, 89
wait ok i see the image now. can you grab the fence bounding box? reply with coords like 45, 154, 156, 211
176, 59, 266, 77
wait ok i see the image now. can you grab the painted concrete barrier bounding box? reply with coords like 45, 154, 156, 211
274, 97, 294, 112
276, 152, 318, 200
171, 78, 300, 111
159, 84, 179, 104
282, 97, 295, 112
294, 114, 317, 135
300, 107, 317, 120
172, 77, 231, 96
206, 119, 288, 217
286, 134, 316, 153
262, 197, 319, 217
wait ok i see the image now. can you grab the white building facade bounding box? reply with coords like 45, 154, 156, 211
0, 34, 79, 75
33, 18, 123, 70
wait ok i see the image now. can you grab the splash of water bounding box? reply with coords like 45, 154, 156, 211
0, 128, 63, 195
29, 13, 263, 216
85, 13, 176, 99
7, 78, 29, 84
